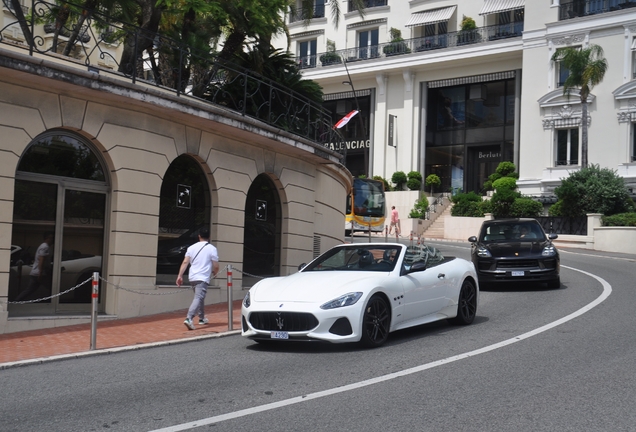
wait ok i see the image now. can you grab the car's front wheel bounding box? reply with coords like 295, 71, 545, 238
449, 279, 477, 325
360, 295, 390, 348
547, 277, 561, 289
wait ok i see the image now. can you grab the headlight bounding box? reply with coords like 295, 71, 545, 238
320, 292, 363, 310
243, 292, 251, 308
542, 245, 557, 256
476, 246, 492, 258
169, 245, 187, 254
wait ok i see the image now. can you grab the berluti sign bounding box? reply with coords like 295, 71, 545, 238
477, 150, 501, 160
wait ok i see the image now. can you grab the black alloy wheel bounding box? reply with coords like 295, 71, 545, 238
360, 295, 390, 348
450, 279, 477, 325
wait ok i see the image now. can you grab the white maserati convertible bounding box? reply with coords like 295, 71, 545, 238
241, 242, 479, 347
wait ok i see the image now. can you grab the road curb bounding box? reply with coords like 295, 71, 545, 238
0, 329, 242, 370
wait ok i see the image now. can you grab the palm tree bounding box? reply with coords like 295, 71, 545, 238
551, 44, 608, 168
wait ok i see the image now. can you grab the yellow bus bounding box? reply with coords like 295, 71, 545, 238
345, 178, 386, 235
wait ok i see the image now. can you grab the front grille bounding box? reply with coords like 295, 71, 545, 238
497, 259, 539, 269
249, 312, 319, 332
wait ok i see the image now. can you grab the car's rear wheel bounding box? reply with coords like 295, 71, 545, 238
360, 295, 390, 348
449, 279, 477, 325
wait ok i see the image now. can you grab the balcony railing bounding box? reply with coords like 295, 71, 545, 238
288, 4, 326, 24
0, 0, 341, 151
559, 0, 636, 20
299, 22, 523, 69
348, 0, 388, 13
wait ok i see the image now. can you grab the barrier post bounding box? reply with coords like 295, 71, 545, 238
368, 222, 372, 242
385, 225, 388, 242
90, 272, 99, 350
227, 264, 233, 331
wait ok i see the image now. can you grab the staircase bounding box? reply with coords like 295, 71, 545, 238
422, 203, 453, 239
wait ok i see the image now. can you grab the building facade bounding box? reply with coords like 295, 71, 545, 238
280, 0, 636, 197
0, 45, 350, 334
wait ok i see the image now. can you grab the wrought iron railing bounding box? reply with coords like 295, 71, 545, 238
559, 0, 636, 20
535, 216, 588, 235
0, 0, 341, 150
299, 22, 523, 69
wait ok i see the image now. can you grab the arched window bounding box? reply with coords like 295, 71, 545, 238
10, 131, 109, 315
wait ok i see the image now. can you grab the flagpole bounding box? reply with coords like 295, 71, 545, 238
341, 56, 369, 176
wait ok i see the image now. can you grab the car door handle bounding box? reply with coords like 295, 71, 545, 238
438, 273, 445, 279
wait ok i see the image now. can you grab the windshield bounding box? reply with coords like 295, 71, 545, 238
302, 245, 400, 272
480, 221, 546, 242
352, 178, 385, 217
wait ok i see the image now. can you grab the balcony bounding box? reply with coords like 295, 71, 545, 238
348, 0, 388, 13
288, 4, 325, 24
559, 0, 636, 20
297, 22, 523, 69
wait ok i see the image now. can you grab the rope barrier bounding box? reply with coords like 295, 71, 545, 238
0, 264, 268, 305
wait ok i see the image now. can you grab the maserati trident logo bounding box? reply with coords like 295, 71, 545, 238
276, 314, 284, 330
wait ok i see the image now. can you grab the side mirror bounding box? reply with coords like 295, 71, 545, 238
468, 236, 477, 243
548, 233, 558, 240
298, 263, 307, 271
408, 261, 427, 274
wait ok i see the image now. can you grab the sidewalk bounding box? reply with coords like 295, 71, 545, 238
0, 300, 242, 369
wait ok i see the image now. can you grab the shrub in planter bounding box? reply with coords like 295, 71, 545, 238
492, 176, 517, 191
553, 164, 635, 217
320, 39, 342, 65
407, 178, 421, 190
406, 171, 422, 190
483, 162, 517, 191
319, 52, 342, 65
510, 197, 543, 218
489, 187, 519, 218
457, 16, 481, 45
383, 28, 411, 56
425, 174, 441, 194
602, 213, 636, 226
450, 191, 484, 217
391, 171, 407, 190
410, 197, 429, 219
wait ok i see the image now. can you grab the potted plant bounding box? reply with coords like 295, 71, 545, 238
383, 28, 411, 56
319, 39, 342, 66
457, 16, 481, 46
425, 174, 441, 195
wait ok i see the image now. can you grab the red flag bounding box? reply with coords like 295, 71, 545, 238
334, 110, 359, 129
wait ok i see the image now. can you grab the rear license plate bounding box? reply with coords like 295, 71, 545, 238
271, 331, 289, 339
511, 271, 525, 276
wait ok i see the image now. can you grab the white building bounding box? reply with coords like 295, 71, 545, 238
276, 0, 636, 198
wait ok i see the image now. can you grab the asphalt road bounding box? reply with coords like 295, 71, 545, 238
1, 240, 635, 432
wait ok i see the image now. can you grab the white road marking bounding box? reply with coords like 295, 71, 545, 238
149, 265, 610, 432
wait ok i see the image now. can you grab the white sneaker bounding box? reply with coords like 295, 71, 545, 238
199, 317, 209, 325
184, 318, 195, 330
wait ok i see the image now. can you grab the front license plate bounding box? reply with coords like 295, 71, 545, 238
271, 331, 289, 339
511, 271, 525, 276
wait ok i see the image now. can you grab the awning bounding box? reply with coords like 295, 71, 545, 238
405, 6, 456, 27
479, 0, 525, 15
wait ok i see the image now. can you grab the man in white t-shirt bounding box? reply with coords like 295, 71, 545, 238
176, 227, 219, 330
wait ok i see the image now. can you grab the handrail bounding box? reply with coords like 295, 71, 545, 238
298, 22, 523, 69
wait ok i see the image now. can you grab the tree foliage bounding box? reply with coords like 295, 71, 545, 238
551, 45, 608, 168
551, 164, 634, 217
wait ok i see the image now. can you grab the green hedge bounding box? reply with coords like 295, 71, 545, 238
602, 213, 636, 227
